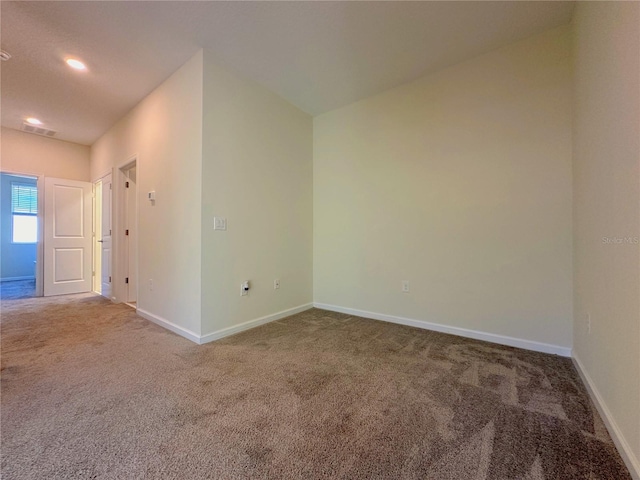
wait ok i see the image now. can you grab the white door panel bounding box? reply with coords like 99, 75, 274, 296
54, 248, 84, 281
53, 186, 84, 236
44, 177, 92, 296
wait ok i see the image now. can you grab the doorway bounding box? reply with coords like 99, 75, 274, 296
0, 172, 42, 299
94, 159, 137, 307
120, 162, 137, 308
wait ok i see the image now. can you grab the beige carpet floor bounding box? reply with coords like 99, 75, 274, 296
0, 294, 631, 479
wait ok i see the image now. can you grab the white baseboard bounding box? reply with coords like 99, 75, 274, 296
136, 308, 201, 344
313, 303, 572, 357
200, 303, 314, 344
1, 276, 35, 282
136, 301, 571, 356
137, 304, 314, 345
572, 354, 640, 480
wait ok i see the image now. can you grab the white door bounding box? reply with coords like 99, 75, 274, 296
44, 177, 93, 296
101, 174, 113, 299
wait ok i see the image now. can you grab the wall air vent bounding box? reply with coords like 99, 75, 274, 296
22, 122, 57, 137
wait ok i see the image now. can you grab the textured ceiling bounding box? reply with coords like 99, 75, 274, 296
1, 1, 575, 145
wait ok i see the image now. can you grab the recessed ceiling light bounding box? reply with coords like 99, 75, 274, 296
65, 58, 87, 70
26, 117, 43, 126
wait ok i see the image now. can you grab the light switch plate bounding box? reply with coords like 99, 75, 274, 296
214, 217, 227, 231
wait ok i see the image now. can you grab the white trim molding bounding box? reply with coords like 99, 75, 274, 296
200, 303, 313, 344
137, 303, 314, 346
137, 308, 201, 344
313, 303, 572, 357
572, 355, 640, 480
0, 276, 36, 282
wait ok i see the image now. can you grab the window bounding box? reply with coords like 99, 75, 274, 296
11, 183, 38, 243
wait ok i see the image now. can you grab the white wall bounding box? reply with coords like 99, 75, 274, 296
91, 51, 203, 336
572, 2, 640, 474
0, 174, 37, 279
200, 50, 313, 337
313, 26, 573, 351
1, 127, 90, 181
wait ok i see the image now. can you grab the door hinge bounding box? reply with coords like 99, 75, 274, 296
125, 181, 129, 188
109, 276, 112, 283
109, 229, 112, 236
125, 229, 129, 236
125, 277, 129, 284
92, 271, 95, 277
110, 183, 112, 190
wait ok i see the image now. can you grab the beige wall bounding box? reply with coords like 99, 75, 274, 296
572, 1, 640, 472
201, 50, 313, 336
1, 127, 90, 181
91, 51, 203, 335
313, 26, 573, 349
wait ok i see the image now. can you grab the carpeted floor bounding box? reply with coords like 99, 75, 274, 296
0, 279, 36, 300
0, 294, 631, 479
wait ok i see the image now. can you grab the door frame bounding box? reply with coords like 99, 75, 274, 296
1, 169, 44, 297
113, 155, 138, 307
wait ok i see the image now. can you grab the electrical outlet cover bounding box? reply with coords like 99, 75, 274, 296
214, 217, 227, 231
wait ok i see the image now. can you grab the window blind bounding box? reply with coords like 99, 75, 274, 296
11, 183, 38, 214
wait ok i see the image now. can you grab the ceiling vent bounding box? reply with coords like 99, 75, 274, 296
22, 122, 57, 137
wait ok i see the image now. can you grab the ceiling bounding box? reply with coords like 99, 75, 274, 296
1, 1, 575, 146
